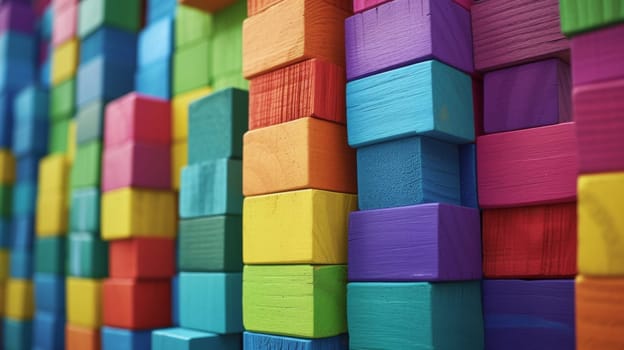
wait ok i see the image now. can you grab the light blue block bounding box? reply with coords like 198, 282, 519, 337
11, 214, 34, 249
0, 219, 10, 247
3, 318, 32, 350
172, 274, 179, 326
33, 311, 65, 350
460, 144, 478, 208
356, 136, 461, 210
16, 156, 41, 182
135, 57, 171, 99
80, 27, 138, 65
76, 55, 135, 108
152, 327, 241, 350
346, 59, 474, 147
34, 273, 66, 315
138, 17, 173, 67
179, 272, 243, 334
14, 85, 48, 120
102, 327, 151, 350
11, 117, 49, 157
10, 248, 33, 278
147, 0, 177, 24
347, 282, 484, 350
39, 6, 53, 40
0, 92, 15, 147
0, 31, 36, 63
12, 182, 37, 215
243, 332, 348, 350
69, 187, 101, 232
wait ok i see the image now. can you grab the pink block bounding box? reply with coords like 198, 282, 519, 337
104, 92, 171, 149
454, 0, 472, 10
571, 24, 624, 87
102, 142, 172, 192
477, 122, 578, 208
353, 0, 391, 13
52, 0, 77, 12
52, 3, 76, 46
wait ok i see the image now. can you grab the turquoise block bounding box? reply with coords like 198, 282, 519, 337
16, 156, 41, 182
147, 0, 176, 24
80, 27, 137, 66
39, 57, 51, 87
12, 117, 49, 157
75, 100, 105, 145
346, 60, 474, 147
102, 327, 151, 350
460, 143, 478, 208
178, 216, 242, 272
34, 273, 66, 315
11, 214, 34, 250
356, 136, 461, 210
33, 311, 65, 350
135, 57, 171, 99
76, 55, 135, 108
152, 328, 241, 350
179, 159, 242, 219
3, 318, 32, 350
39, 6, 53, 40
243, 332, 348, 350
179, 272, 243, 334
10, 248, 33, 278
70, 187, 100, 232
14, 85, 48, 120
0, 219, 9, 247
138, 17, 174, 67
67, 232, 108, 278
12, 181, 37, 215
347, 282, 484, 350
35, 237, 67, 275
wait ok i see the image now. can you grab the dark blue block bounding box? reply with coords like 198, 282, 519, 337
172, 274, 179, 326
33, 311, 65, 350
3, 318, 32, 350
34, 273, 66, 314
102, 327, 151, 350
11, 181, 37, 215
243, 332, 348, 350
0, 58, 35, 92
0, 31, 36, 63
16, 156, 40, 182
76, 55, 135, 108
138, 17, 173, 67
11, 214, 34, 249
39, 58, 51, 87
460, 144, 478, 208
135, 57, 171, 99
11, 117, 49, 157
0, 92, 15, 147
0, 218, 10, 247
13, 85, 48, 120
80, 27, 137, 66
10, 247, 33, 278
147, 0, 176, 24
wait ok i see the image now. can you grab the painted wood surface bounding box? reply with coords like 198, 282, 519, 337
76, 55, 136, 108
76, 100, 104, 145
33, 273, 65, 314
135, 58, 172, 100
571, 24, 624, 87
0, 150, 14, 184
0, 2, 35, 33
70, 141, 101, 189
5, 279, 33, 319
352, 0, 390, 12
138, 17, 173, 67
79, 27, 137, 66
453, 0, 472, 10
51, 2, 76, 45
576, 276, 624, 349
560, 0, 624, 36
175, 4, 213, 50
173, 39, 211, 95
50, 78, 75, 121
248, 0, 351, 16
14, 85, 49, 120
12, 213, 35, 249
51, 38, 78, 85
477, 122, 578, 208
35, 191, 68, 235
10, 249, 33, 278
77, 0, 141, 38
347, 60, 474, 147
66, 277, 102, 328
70, 187, 100, 232
33, 312, 65, 350
35, 237, 66, 275
68, 232, 109, 278
65, 324, 101, 350
38, 154, 68, 193
102, 327, 151, 350
178, 216, 242, 272
171, 87, 212, 141
109, 238, 175, 278
102, 142, 171, 191
103, 278, 171, 329
180, 0, 236, 12
11, 117, 49, 157
152, 327, 241, 350
243, 117, 356, 196
243, 332, 348, 350
243, 189, 357, 264
460, 144, 478, 208
212, 0, 248, 91
3, 319, 32, 350
171, 140, 187, 190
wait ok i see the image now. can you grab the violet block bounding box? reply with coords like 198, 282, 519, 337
0, 2, 35, 34
348, 203, 481, 282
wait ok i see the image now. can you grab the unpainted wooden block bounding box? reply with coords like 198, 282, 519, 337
178, 216, 242, 272
576, 276, 624, 350
65, 324, 101, 350
172, 87, 212, 141
51, 38, 79, 85
560, 0, 624, 36
243, 332, 348, 349
152, 327, 241, 350
35, 191, 68, 236
171, 140, 188, 190
68, 232, 109, 278
102, 142, 171, 192
38, 154, 69, 193
0, 150, 15, 184
5, 279, 33, 319
66, 277, 102, 328
571, 24, 624, 87
247, 0, 351, 20
103, 278, 172, 329
109, 238, 175, 278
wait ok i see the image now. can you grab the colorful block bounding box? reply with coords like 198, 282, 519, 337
0, 249, 7, 279
6, 279, 34, 319
0, 150, 14, 184
35, 237, 66, 275
76, 100, 104, 145
34, 273, 66, 314
576, 276, 624, 349
175, 5, 212, 49
11, 214, 34, 249
173, 39, 211, 95
9, 249, 33, 278
65, 324, 101, 350
460, 144, 478, 208
51, 38, 79, 85
78, 0, 141, 38
172, 275, 179, 326
66, 277, 102, 328
109, 238, 175, 278
3, 318, 32, 350
48, 118, 70, 154
211, 0, 245, 89
138, 17, 173, 67
70, 141, 101, 189
33, 311, 65, 350
38, 154, 69, 193
102, 327, 151, 350
0, 184, 12, 216
13, 85, 48, 120
11, 117, 49, 157
103, 278, 171, 329
152, 327, 241, 350
0, 2, 35, 33
50, 78, 75, 121
172, 87, 212, 141
243, 332, 348, 350
0, 219, 9, 247
10, 184, 36, 217
0, 51, 35, 92
571, 24, 624, 87
16, 155, 40, 183
179, 216, 242, 272
35, 191, 68, 235
147, 0, 176, 24
180, 0, 236, 13
560, 0, 624, 35
80, 26, 137, 65
70, 187, 100, 232
76, 55, 136, 108
247, 0, 350, 17
68, 232, 109, 278
102, 142, 171, 191
352, 0, 393, 13
171, 140, 187, 190
135, 58, 172, 100
51, 1, 77, 45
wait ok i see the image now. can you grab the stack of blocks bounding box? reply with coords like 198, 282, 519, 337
240, 0, 354, 348
559, 1, 624, 348
472, 0, 576, 348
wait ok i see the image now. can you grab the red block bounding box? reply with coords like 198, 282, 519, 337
104, 93, 171, 149
482, 202, 577, 278
103, 278, 171, 330
102, 142, 171, 192
52, 3, 76, 46
353, 0, 391, 13
109, 238, 175, 279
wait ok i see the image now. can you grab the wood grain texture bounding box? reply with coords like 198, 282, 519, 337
247, 0, 351, 18
460, 144, 478, 208
65, 324, 101, 350
109, 238, 175, 278
243, 117, 356, 196
576, 276, 624, 350
477, 122, 578, 208
347, 60, 474, 147
352, 0, 390, 12
560, 0, 624, 36
179, 0, 236, 13
243, 332, 348, 350
152, 327, 241, 350
178, 216, 242, 272
103, 278, 171, 329
482, 279, 575, 350
348, 203, 481, 281
472, 0, 569, 72
249, 58, 345, 129
484, 59, 571, 133
66, 277, 102, 328
571, 24, 624, 87
102, 142, 171, 192
243, 265, 347, 338
242, 0, 350, 78
482, 203, 577, 278
68, 232, 109, 278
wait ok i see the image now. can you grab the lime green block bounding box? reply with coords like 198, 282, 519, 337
176, 5, 213, 49
70, 141, 102, 189
560, 0, 624, 36
214, 73, 248, 91
243, 265, 347, 338
78, 0, 142, 38
49, 118, 70, 154
173, 40, 212, 95
50, 78, 75, 121
0, 185, 12, 217
35, 237, 67, 274
212, 0, 245, 89
68, 232, 108, 278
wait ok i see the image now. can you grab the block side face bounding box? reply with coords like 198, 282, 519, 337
310, 191, 357, 264
172, 39, 212, 95
571, 24, 624, 87
312, 265, 348, 337
436, 204, 482, 280
420, 138, 461, 205
430, 0, 474, 73
67, 232, 109, 278
179, 216, 242, 272
576, 277, 624, 348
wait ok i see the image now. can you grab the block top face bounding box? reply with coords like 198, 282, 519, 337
80, 26, 138, 66
152, 327, 229, 349
138, 17, 174, 67
0, 2, 36, 34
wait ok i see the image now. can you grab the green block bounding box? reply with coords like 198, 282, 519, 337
78, 0, 142, 38
560, 0, 624, 36
212, 0, 245, 87
0, 185, 12, 217
243, 265, 347, 338
67, 232, 108, 278
35, 237, 67, 275
70, 141, 102, 189
49, 118, 70, 154
70, 187, 100, 232
214, 73, 248, 91
173, 39, 212, 95
75, 100, 104, 145
50, 78, 75, 121
178, 216, 242, 272
188, 88, 248, 163
175, 5, 213, 49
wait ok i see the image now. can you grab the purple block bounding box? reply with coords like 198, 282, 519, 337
348, 203, 481, 282
0, 2, 35, 34
484, 58, 571, 134
483, 280, 575, 350
345, 0, 473, 81
571, 24, 624, 87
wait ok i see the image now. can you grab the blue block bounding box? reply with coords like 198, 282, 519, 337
0, 92, 15, 147
39, 58, 51, 87
10, 248, 33, 278
34, 273, 66, 314
152, 328, 241, 350
38, 6, 53, 40
147, 0, 177, 24
172, 274, 179, 326
11, 182, 37, 215
80, 27, 138, 66
356, 136, 461, 210
14, 85, 48, 120
11, 214, 34, 249
3, 318, 32, 350
243, 332, 348, 350
76, 55, 135, 108
102, 327, 151, 350
138, 17, 173, 67
0, 58, 35, 92
0, 31, 36, 63
16, 156, 41, 182
346, 60, 474, 147
179, 272, 243, 334
0, 219, 10, 247
135, 57, 171, 99
460, 144, 478, 208
33, 311, 65, 350
12, 117, 49, 157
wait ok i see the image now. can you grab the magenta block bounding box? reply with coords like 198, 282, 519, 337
453, 0, 472, 10
571, 24, 624, 87
51, 3, 76, 46
102, 142, 171, 192
0, 2, 35, 34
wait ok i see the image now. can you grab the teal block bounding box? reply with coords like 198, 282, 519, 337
35, 237, 66, 275
11, 181, 36, 216
70, 187, 100, 232
152, 328, 241, 350
3, 318, 32, 350
178, 216, 242, 272
67, 232, 108, 278
75, 100, 105, 145
10, 248, 33, 278
14, 85, 48, 120
179, 272, 243, 334
188, 88, 248, 164
347, 282, 483, 350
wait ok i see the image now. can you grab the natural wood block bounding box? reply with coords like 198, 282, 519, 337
66, 324, 101, 350
173, 39, 212, 95
101, 188, 177, 240
477, 122, 578, 208
68, 232, 109, 278
242, 0, 350, 78
35, 191, 68, 236
171, 140, 188, 190
172, 87, 213, 141
179, 0, 236, 13
571, 24, 624, 87
102, 142, 171, 192
101, 327, 151, 350
70, 187, 100, 232
70, 141, 102, 189
244, 332, 348, 349
109, 238, 175, 278
5, 279, 33, 319
577, 276, 624, 349
67, 277, 102, 328
103, 278, 171, 329
243, 265, 347, 338
0, 149, 15, 184
560, 0, 624, 36
178, 216, 242, 272
352, 0, 390, 12
152, 327, 241, 350
243, 118, 356, 196
38, 154, 69, 193
243, 189, 357, 264
247, 0, 351, 20
248, 59, 345, 129
51, 38, 79, 85
52, 2, 77, 45
175, 4, 213, 49
483, 203, 577, 278
78, 0, 141, 38
50, 77, 75, 121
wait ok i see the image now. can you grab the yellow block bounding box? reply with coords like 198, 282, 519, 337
52, 38, 79, 85
579, 172, 624, 276
171, 140, 188, 190
101, 188, 177, 240
5, 279, 34, 319
66, 277, 102, 328
0, 150, 15, 184
67, 120, 77, 163
243, 189, 357, 264
35, 191, 68, 236
0, 282, 5, 316
0, 250, 8, 281
38, 154, 69, 193
172, 86, 212, 141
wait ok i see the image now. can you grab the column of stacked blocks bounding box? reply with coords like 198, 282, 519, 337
559, 1, 624, 348
240, 0, 354, 348
472, 1, 576, 348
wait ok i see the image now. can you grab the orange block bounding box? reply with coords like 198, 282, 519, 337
248, 0, 352, 16
577, 276, 624, 349
109, 238, 175, 279
243, 117, 356, 196
179, 0, 236, 12
66, 325, 100, 350
242, 0, 350, 78
103, 278, 171, 330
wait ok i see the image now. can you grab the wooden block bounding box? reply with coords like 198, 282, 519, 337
51, 38, 79, 85
172, 275, 179, 325
242, 0, 350, 78
211, 0, 246, 90
103, 278, 171, 329
248, 0, 352, 16
171, 140, 187, 190
560, 0, 624, 36
10, 249, 33, 278
152, 327, 241, 350
0, 53, 35, 94
472, 0, 568, 72
51, 2, 76, 45
173, 39, 211, 95
0, 184, 11, 217
147, 0, 177, 24
0, 219, 9, 247
172, 87, 212, 141
188, 88, 247, 163
34, 237, 66, 275
33, 311, 65, 350
70, 187, 100, 232
104, 93, 170, 147
35, 191, 68, 235
5, 279, 34, 319
483, 279, 575, 349
66, 324, 101, 350
11, 214, 35, 249
453, 0, 472, 10
33, 273, 65, 314
101, 188, 177, 240
102, 142, 171, 191
178, 216, 242, 272
244, 332, 348, 350
348, 281, 483, 349
179, 0, 236, 13
68, 120, 77, 162
347, 60, 474, 147
80, 27, 138, 66
76, 55, 136, 108
571, 24, 624, 87
50, 77, 75, 120
16, 156, 40, 183
53, 0, 78, 12
3, 318, 32, 350
484, 59, 571, 133
68, 232, 109, 278
0, 249, 7, 280
38, 154, 69, 193
248, 59, 345, 129
78, 0, 141, 38
135, 58, 173, 100
179, 159, 242, 218
0, 93, 16, 148
0, 149, 15, 184
460, 144, 478, 208
179, 272, 241, 333
49, 119, 70, 154
577, 276, 624, 349
138, 17, 174, 67
352, 0, 390, 12
76, 100, 104, 145
244, 265, 346, 338
11, 117, 49, 157
13, 85, 48, 120
70, 141, 102, 189
175, 4, 213, 49
102, 327, 151, 350
483, 203, 577, 278
109, 238, 175, 278
477, 123, 578, 208
243, 118, 356, 196
349, 203, 481, 282
66, 277, 102, 328
0, 2, 35, 33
